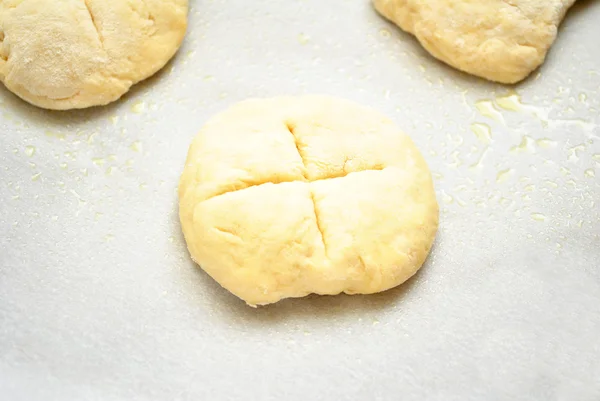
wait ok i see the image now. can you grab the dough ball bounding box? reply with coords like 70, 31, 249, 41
0, 0, 188, 110
373, 0, 576, 84
179, 96, 439, 306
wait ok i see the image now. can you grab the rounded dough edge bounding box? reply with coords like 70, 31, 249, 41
179, 95, 439, 306
0, 0, 188, 110
372, 0, 575, 84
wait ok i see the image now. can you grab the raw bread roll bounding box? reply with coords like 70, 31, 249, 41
373, 0, 576, 83
179, 95, 439, 306
0, 0, 188, 110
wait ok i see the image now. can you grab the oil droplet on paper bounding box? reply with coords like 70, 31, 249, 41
475, 100, 503, 122
495, 91, 522, 111
92, 158, 106, 167
592, 154, 600, 162
139, 183, 148, 190
579, 93, 587, 103
104, 234, 115, 242
297, 33, 310, 45
59, 162, 68, 169
568, 144, 586, 162
469, 147, 489, 170
130, 141, 143, 152
470, 123, 492, 144
440, 191, 454, 204
45, 130, 66, 140
531, 213, 546, 222
379, 28, 391, 38
25, 145, 36, 157
585, 169, 596, 178
131, 100, 145, 114
69, 189, 87, 205
448, 151, 462, 167
510, 136, 534, 154
496, 169, 514, 184
31, 172, 42, 181
536, 138, 557, 149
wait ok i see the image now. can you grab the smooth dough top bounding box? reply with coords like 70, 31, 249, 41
179, 95, 439, 306
0, 0, 188, 110
373, 0, 576, 84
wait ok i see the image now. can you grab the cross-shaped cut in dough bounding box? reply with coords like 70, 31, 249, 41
178, 96, 439, 306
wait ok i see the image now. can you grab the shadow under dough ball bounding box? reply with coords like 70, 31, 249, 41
178, 95, 440, 307
0, 0, 188, 110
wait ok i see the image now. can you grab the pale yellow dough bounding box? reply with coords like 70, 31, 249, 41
373, 0, 576, 84
179, 96, 439, 306
0, 0, 188, 110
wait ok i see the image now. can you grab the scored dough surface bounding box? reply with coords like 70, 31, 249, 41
0, 0, 188, 110
373, 0, 576, 84
179, 96, 439, 306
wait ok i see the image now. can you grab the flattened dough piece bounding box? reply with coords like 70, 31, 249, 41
0, 0, 188, 110
179, 95, 439, 306
373, 0, 576, 84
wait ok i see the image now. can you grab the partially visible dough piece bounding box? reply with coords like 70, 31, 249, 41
0, 0, 188, 110
373, 0, 576, 84
179, 95, 439, 306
